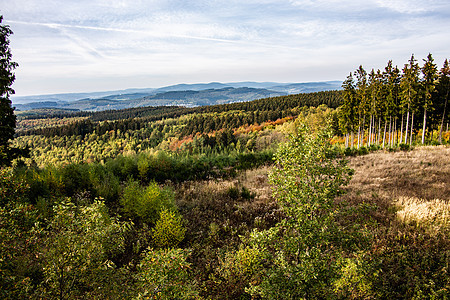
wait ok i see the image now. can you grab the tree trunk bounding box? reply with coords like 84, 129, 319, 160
368, 115, 373, 146
410, 112, 415, 145
422, 108, 427, 144
383, 119, 387, 148
388, 117, 392, 147
405, 107, 410, 144
438, 93, 448, 144
378, 118, 381, 145
351, 131, 354, 148
361, 115, 365, 147
400, 113, 404, 144
357, 125, 361, 149
372, 115, 376, 145
394, 118, 397, 146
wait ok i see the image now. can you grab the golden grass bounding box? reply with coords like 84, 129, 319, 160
344, 145, 450, 200
339, 145, 450, 229
395, 196, 450, 233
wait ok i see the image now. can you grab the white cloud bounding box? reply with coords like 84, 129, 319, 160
3, 0, 450, 96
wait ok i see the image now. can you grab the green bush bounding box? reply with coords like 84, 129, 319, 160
344, 147, 357, 156
399, 143, 411, 151
36, 199, 132, 299
358, 146, 369, 155
0, 168, 29, 206
152, 208, 186, 248
135, 248, 198, 299
120, 180, 176, 224
245, 123, 353, 298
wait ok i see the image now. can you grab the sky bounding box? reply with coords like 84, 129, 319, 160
1, 0, 450, 97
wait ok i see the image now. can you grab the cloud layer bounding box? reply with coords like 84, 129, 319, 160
2, 0, 450, 95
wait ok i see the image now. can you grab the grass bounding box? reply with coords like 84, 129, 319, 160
395, 197, 450, 233
344, 145, 450, 202
170, 145, 450, 298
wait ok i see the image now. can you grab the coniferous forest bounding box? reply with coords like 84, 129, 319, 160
1, 16, 450, 299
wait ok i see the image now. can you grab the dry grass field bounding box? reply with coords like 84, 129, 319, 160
178, 145, 450, 237
341, 145, 450, 231
174, 146, 449, 298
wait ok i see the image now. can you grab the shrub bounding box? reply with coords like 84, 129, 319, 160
135, 248, 198, 299
399, 143, 411, 151
358, 146, 369, 155
0, 168, 29, 206
152, 208, 186, 248
369, 144, 381, 151
344, 147, 357, 156
214, 245, 266, 299
37, 199, 132, 299
245, 122, 353, 298
120, 180, 176, 224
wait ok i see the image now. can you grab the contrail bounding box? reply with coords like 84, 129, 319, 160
8, 19, 308, 51
8, 20, 242, 44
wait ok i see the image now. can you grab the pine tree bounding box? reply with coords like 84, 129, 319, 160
400, 54, 420, 145
421, 53, 438, 144
355, 65, 368, 148
437, 59, 450, 144
339, 73, 357, 148
0, 16, 21, 166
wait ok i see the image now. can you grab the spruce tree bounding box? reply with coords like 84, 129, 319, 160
421, 53, 438, 144
0, 16, 19, 166
400, 54, 420, 145
437, 59, 450, 144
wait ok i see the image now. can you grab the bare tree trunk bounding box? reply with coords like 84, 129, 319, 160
383, 119, 387, 148
357, 125, 361, 149
422, 108, 427, 144
388, 116, 392, 147
368, 115, 373, 146
410, 112, 415, 145
378, 118, 381, 145
400, 113, 404, 144
372, 115, 376, 145
351, 131, 354, 148
362, 115, 366, 147
345, 133, 349, 148
394, 118, 398, 146
438, 94, 448, 144
405, 107, 410, 144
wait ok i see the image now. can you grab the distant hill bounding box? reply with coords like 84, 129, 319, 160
13, 81, 342, 112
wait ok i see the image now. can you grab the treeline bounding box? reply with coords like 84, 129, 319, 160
17, 90, 342, 138
339, 54, 450, 148
14, 106, 332, 168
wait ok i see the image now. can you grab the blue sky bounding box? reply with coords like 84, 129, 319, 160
2, 0, 450, 96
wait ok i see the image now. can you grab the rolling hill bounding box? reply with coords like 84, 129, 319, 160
13, 80, 342, 112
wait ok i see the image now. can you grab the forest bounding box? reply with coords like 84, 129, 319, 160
1, 14, 450, 299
